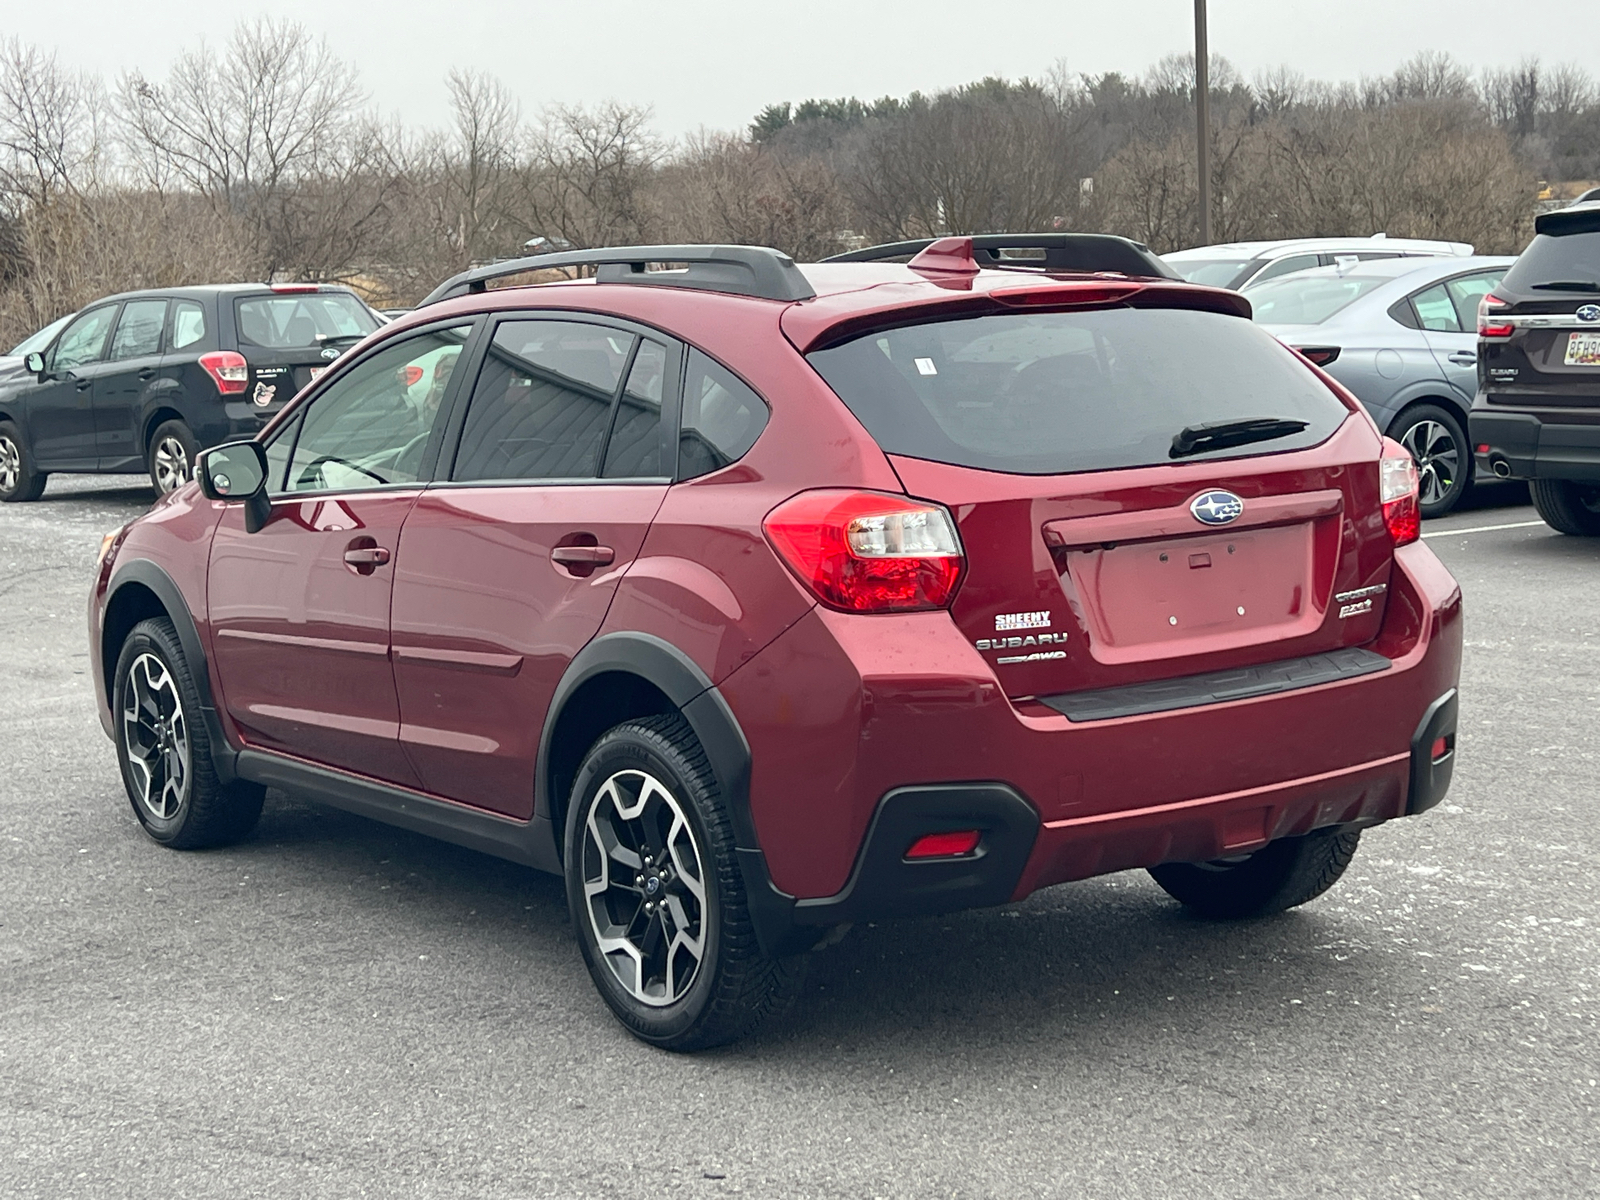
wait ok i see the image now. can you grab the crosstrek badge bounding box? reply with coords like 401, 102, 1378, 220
995, 610, 1051, 631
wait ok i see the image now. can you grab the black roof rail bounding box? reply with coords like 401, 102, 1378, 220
418, 244, 816, 307
822, 233, 1179, 280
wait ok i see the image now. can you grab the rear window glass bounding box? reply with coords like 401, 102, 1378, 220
1501, 232, 1600, 293
1165, 257, 1255, 289
806, 308, 1348, 476
234, 293, 379, 349
1244, 274, 1388, 325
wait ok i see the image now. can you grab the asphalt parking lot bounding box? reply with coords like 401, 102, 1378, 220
1, 476, 1595, 1199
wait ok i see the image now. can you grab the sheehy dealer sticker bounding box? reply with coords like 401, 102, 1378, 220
978, 611, 1068, 663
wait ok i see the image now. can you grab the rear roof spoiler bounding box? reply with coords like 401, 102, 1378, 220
1535, 205, 1600, 237
418, 244, 816, 307
823, 233, 1180, 280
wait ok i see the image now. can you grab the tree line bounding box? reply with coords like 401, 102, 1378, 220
1, 21, 1590, 347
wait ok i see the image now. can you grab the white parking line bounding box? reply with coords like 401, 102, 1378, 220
1422, 519, 1547, 539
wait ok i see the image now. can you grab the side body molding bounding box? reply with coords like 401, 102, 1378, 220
104, 559, 240, 783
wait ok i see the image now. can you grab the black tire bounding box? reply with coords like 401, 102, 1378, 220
1390, 403, 1470, 518
1147, 826, 1361, 919
564, 713, 804, 1051
112, 617, 264, 849
1530, 479, 1600, 536
0, 420, 46, 502
147, 419, 199, 496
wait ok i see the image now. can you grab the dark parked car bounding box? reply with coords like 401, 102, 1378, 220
0, 283, 380, 501
1473, 205, 1600, 534
89, 237, 1461, 1050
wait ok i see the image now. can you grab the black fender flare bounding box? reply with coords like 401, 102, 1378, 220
104, 559, 240, 783
534, 631, 804, 954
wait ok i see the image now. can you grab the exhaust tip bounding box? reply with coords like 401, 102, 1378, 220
1491, 458, 1512, 478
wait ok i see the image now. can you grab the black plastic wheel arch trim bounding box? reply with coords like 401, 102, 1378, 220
103, 559, 239, 783
1407, 688, 1458, 816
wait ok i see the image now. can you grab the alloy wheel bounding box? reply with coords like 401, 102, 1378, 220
121, 652, 190, 821
0, 435, 19, 494
580, 769, 707, 1007
152, 437, 190, 493
1400, 419, 1459, 508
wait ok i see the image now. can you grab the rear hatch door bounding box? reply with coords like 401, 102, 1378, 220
806, 301, 1395, 702
232, 289, 381, 412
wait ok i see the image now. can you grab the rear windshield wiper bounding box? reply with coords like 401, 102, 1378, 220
1529, 281, 1600, 292
1170, 417, 1309, 459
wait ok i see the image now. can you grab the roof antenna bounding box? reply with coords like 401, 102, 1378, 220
907, 237, 979, 277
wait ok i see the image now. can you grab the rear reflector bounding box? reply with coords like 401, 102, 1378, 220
198, 350, 249, 396
1379, 440, 1421, 546
1431, 736, 1450, 760
764, 489, 965, 613
905, 830, 981, 859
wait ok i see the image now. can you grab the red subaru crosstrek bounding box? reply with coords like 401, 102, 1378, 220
89, 236, 1461, 1049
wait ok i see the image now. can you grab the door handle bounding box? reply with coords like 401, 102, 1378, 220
75, 380, 92, 392
551, 545, 615, 566
138, 369, 156, 381
1448, 352, 1477, 365
343, 542, 391, 575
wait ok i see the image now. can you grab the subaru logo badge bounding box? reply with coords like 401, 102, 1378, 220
1191, 490, 1244, 526
320, 346, 341, 360
1579, 305, 1600, 323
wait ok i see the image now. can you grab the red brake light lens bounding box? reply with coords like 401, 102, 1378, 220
905, 829, 981, 859
1380, 439, 1421, 547
763, 489, 965, 613
198, 350, 249, 395
400, 365, 425, 386
1478, 293, 1513, 338
270, 283, 320, 294
1296, 346, 1342, 367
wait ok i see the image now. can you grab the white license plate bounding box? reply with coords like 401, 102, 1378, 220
1564, 332, 1600, 365
309, 365, 328, 380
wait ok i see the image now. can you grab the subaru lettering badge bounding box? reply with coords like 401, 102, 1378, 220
1190, 490, 1244, 526
1578, 305, 1600, 323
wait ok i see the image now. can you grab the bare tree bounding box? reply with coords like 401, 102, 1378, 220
513, 102, 663, 248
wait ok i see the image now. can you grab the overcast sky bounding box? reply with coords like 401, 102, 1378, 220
9, 0, 1585, 136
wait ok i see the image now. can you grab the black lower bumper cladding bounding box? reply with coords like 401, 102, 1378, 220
1408, 689, 1458, 816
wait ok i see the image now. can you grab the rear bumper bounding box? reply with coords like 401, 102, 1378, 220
722, 539, 1461, 948
1470, 408, 1600, 482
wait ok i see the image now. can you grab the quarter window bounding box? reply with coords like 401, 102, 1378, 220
49, 307, 116, 371
108, 300, 167, 360
677, 350, 768, 480
452, 320, 631, 482
281, 325, 472, 493
170, 301, 207, 350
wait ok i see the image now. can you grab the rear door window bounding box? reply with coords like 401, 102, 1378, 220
452, 320, 631, 482
1410, 284, 1462, 332
806, 307, 1348, 476
1249, 253, 1320, 285
235, 293, 379, 349
603, 338, 669, 478
108, 299, 167, 360
1445, 270, 1505, 329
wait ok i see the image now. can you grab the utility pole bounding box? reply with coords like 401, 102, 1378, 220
1194, 0, 1212, 244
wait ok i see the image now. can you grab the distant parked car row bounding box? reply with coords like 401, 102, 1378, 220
0, 284, 381, 501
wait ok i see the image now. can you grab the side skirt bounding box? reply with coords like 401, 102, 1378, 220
235, 749, 562, 874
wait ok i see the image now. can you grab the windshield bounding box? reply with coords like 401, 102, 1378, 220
1165, 257, 1256, 288
806, 308, 1347, 475
9, 313, 73, 357
1245, 274, 1389, 325
234, 293, 379, 349
1501, 231, 1600, 293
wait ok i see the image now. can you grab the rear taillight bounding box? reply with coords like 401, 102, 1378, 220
1380, 439, 1421, 546
1296, 346, 1342, 366
198, 351, 249, 395
1478, 293, 1514, 338
763, 489, 965, 613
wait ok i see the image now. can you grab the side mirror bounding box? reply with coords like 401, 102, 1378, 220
196, 441, 271, 533
23, 352, 44, 378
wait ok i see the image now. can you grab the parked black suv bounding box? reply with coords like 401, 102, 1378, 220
1473, 206, 1600, 534
0, 283, 380, 501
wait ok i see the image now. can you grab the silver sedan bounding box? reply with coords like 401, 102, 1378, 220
1246, 255, 1515, 517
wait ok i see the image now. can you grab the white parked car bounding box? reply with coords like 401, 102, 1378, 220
1165, 236, 1474, 291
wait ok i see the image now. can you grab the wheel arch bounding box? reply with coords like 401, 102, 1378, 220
141, 406, 188, 454
102, 559, 238, 781
1385, 392, 1471, 437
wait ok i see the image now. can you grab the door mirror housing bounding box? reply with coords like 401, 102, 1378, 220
23, 351, 44, 378
196, 440, 271, 533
